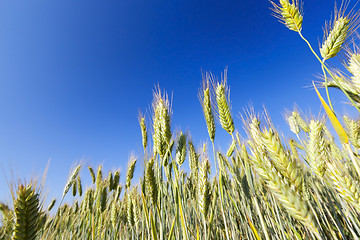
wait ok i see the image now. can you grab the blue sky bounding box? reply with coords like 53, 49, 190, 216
0, 0, 357, 202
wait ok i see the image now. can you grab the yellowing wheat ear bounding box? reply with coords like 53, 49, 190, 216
271, 0, 303, 32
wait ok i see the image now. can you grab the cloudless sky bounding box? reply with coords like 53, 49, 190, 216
0, 0, 358, 203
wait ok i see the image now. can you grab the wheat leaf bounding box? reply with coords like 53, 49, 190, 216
313, 82, 348, 144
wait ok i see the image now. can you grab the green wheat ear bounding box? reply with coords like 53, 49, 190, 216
126, 157, 137, 189
139, 112, 148, 150
152, 87, 172, 159
215, 69, 234, 135
12, 183, 41, 240
200, 72, 216, 142
175, 131, 187, 166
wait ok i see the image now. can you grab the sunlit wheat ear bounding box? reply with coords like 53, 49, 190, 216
321, 18, 350, 60
131, 190, 140, 230
63, 164, 81, 197
343, 115, 360, 148
262, 128, 303, 191
267, 170, 318, 234
110, 202, 118, 228
199, 72, 216, 142
12, 183, 41, 240
126, 157, 137, 189
226, 139, 236, 157
95, 165, 103, 189
188, 138, 199, 171
292, 111, 310, 133
346, 49, 360, 91
216, 69, 234, 135
307, 120, 327, 177
324, 71, 360, 106
247, 117, 272, 181
175, 131, 187, 166
320, 2, 360, 60
327, 162, 360, 211
126, 193, 135, 227
271, 0, 303, 32
145, 157, 158, 206
287, 114, 300, 134
247, 121, 319, 235
198, 157, 211, 218
152, 87, 172, 159
139, 112, 148, 150
96, 184, 107, 213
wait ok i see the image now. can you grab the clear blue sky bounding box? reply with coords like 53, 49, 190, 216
0, 0, 357, 202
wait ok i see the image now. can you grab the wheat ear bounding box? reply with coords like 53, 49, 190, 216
327, 162, 360, 211
12, 183, 41, 240
271, 0, 303, 32
152, 87, 172, 159
199, 72, 216, 142
321, 17, 350, 60
216, 69, 234, 135
126, 157, 137, 189
145, 157, 158, 206
188, 138, 199, 171
347, 51, 360, 91
306, 120, 327, 177
175, 131, 187, 166
198, 157, 211, 218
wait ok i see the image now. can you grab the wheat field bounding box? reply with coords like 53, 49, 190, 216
2, 0, 360, 239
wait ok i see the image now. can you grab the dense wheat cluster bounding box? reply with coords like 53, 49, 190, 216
2, 0, 360, 239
